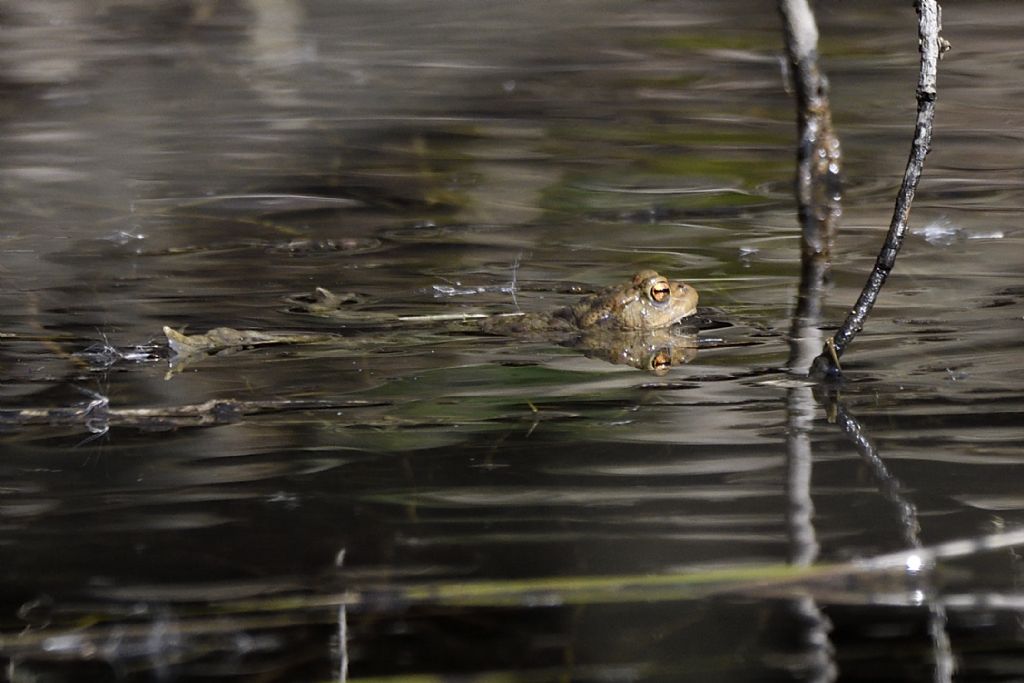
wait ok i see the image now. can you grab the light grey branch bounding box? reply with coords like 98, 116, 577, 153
778, 0, 842, 264
779, 0, 819, 62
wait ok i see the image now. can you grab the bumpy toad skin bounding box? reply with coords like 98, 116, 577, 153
478, 270, 698, 338
476, 270, 700, 372
565, 270, 698, 330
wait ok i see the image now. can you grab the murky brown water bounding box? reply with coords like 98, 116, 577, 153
2, 1, 1024, 680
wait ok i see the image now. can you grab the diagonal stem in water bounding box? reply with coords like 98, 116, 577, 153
812, 0, 947, 377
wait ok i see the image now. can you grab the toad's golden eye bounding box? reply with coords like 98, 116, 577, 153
647, 277, 671, 303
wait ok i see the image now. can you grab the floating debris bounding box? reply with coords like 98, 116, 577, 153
77, 340, 163, 368
431, 283, 516, 298
284, 287, 364, 314
269, 237, 381, 254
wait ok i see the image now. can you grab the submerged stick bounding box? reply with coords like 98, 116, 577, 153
812, 1, 947, 377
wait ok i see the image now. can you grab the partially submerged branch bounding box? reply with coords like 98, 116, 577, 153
812, 1, 947, 377
777, 0, 843, 264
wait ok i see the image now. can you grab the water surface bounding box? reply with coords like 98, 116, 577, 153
2, 1, 1024, 680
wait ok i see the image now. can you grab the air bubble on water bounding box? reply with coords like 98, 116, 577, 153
914, 220, 962, 246
738, 246, 759, 267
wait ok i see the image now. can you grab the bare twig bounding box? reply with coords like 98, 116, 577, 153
812, 1, 947, 377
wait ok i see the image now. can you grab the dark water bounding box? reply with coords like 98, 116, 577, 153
2, 1, 1024, 680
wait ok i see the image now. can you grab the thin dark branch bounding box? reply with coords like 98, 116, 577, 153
812, 1, 946, 377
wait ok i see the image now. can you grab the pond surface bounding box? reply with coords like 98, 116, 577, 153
2, 0, 1024, 680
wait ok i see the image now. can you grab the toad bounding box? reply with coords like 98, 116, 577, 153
477, 270, 699, 373
478, 269, 698, 336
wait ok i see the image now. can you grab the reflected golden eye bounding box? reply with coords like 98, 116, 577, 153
649, 349, 672, 374
647, 278, 671, 303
